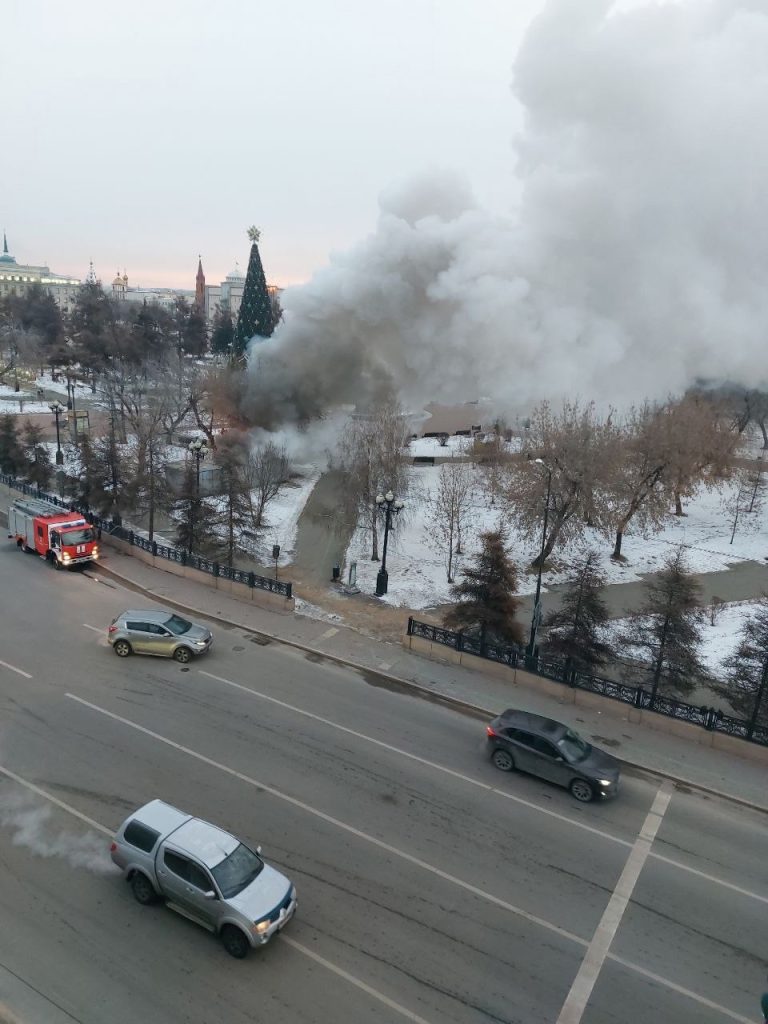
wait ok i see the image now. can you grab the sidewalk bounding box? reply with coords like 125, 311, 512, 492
92, 544, 768, 813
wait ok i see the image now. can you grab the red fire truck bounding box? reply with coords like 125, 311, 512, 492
8, 497, 99, 570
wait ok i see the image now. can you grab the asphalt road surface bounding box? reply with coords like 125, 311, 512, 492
0, 543, 765, 1024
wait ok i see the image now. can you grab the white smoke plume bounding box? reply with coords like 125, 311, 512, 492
244, 0, 768, 426
0, 791, 113, 875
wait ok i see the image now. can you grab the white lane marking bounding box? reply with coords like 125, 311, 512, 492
82, 624, 102, 634
199, 670, 768, 907
651, 851, 768, 906
0, 764, 112, 835
66, 692, 586, 948
556, 782, 673, 1024
319, 627, 339, 640
283, 937, 434, 1024
606, 953, 754, 1024
0, 659, 32, 680
0, 763, 435, 1024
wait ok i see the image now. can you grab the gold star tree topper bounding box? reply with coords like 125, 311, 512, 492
247, 225, 261, 243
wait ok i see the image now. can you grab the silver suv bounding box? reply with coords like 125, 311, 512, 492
110, 800, 296, 958
107, 608, 213, 664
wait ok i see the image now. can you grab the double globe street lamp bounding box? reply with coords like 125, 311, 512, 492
526, 458, 553, 667
49, 400, 66, 465
187, 438, 210, 554
375, 490, 404, 597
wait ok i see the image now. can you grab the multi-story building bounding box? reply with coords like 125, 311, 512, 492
0, 233, 81, 313
204, 263, 246, 322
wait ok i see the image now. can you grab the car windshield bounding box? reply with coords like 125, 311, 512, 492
64, 528, 94, 545
164, 614, 193, 636
556, 729, 592, 763
211, 843, 264, 898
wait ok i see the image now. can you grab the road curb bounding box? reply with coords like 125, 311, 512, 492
92, 560, 768, 815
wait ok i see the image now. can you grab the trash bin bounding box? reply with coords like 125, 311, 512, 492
332, 565, 341, 581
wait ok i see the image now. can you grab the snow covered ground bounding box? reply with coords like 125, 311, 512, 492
35, 371, 96, 402
239, 469, 322, 567
0, 383, 51, 415
343, 467, 768, 610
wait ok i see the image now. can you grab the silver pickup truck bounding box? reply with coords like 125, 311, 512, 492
110, 799, 297, 958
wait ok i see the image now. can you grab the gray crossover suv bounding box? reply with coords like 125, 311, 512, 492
107, 608, 213, 664
486, 709, 620, 802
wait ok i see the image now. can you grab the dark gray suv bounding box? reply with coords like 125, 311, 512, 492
486, 709, 620, 802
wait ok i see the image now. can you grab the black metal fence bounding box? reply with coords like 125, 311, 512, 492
1, 473, 292, 599
407, 617, 768, 748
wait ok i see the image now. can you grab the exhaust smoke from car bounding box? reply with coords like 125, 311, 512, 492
0, 791, 113, 875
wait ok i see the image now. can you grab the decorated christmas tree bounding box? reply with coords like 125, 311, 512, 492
232, 226, 276, 361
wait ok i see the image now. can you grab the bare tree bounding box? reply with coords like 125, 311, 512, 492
247, 440, 289, 528
723, 466, 765, 545
337, 401, 411, 560
188, 365, 246, 450
472, 426, 513, 508
665, 393, 736, 516
424, 462, 475, 582
603, 403, 671, 561
506, 401, 612, 568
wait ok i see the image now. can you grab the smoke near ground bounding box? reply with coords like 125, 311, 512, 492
243, 0, 768, 427
0, 791, 113, 875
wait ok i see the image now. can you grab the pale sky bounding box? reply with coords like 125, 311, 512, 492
3, 0, 547, 291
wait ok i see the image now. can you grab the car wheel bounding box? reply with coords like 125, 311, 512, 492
131, 873, 157, 905
113, 639, 132, 658
570, 778, 595, 803
173, 646, 192, 664
52, 555, 62, 570
491, 748, 515, 772
221, 925, 250, 959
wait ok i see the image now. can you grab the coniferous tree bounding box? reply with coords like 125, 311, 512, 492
620, 546, 704, 699
445, 529, 523, 646
21, 421, 52, 490
232, 227, 276, 362
543, 550, 612, 678
215, 433, 252, 565
0, 414, 23, 474
210, 308, 235, 357
75, 432, 126, 521
714, 598, 768, 737
173, 462, 217, 556
69, 435, 101, 513
123, 426, 173, 542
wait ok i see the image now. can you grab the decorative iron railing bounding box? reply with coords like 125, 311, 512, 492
1, 473, 292, 599
406, 617, 767, 748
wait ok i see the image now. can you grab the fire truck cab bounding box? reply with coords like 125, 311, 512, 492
8, 497, 99, 570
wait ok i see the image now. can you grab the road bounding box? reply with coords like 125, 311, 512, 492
0, 543, 765, 1024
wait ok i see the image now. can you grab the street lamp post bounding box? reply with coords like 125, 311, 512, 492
375, 490, 404, 597
526, 459, 553, 667
187, 438, 209, 554
49, 400, 65, 466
